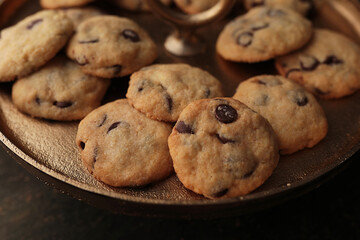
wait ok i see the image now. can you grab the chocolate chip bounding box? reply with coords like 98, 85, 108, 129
267, 9, 285, 17
300, 55, 319, 71
165, 94, 173, 112
27, 18, 43, 30
78, 39, 99, 44
205, 88, 211, 98
323, 55, 343, 65
212, 188, 229, 198
251, 22, 269, 31
215, 104, 238, 124
97, 114, 107, 127
80, 141, 85, 150
236, 32, 253, 47
107, 121, 122, 134
138, 87, 144, 92
35, 97, 41, 105
256, 79, 267, 85
243, 167, 256, 178
122, 29, 140, 42
175, 121, 194, 134
251, 0, 264, 7
215, 134, 235, 144
53, 101, 72, 108
288, 90, 308, 107
254, 78, 282, 86
285, 68, 301, 78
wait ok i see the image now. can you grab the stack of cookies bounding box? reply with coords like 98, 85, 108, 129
0, 0, 359, 200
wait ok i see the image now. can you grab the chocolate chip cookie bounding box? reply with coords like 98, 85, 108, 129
244, 0, 312, 16
275, 29, 360, 99
216, 6, 312, 62
126, 64, 223, 122
233, 75, 328, 154
12, 55, 110, 121
76, 99, 173, 187
66, 15, 158, 78
0, 10, 73, 82
168, 98, 279, 199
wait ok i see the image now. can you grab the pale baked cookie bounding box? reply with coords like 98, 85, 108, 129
0, 10, 73, 82
111, 0, 172, 12
12, 55, 110, 121
275, 29, 360, 99
244, 0, 312, 16
168, 98, 279, 199
62, 7, 103, 28
174, 0, 218, 14
126, 64, 223, 122
216, 6, 312, 63
233, 75, 328, 154
66, 15, 158, 78
76, 99, 173, 187
40, 0, 94, 9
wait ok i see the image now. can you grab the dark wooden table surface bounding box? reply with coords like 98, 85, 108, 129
0, 144, 359, 240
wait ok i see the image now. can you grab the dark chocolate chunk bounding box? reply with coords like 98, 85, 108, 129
205, 88, 211, 98
300, 55, 320, 71
53, 101, 72, 108
236, 32, 253, 47
323, 55, 343, 65
165, 94, 173, 112
107, 121, 122, 133
176, 121, 194, 134
288, 90, 308, 107
215, 104, 238, 124
122, 29, 140, 42
212, 188, 229, 198
27, 18, 43, 30
80, 141, 85, 150
97, 114, 107, 127
216, 134, 235, 144
256, 79, 267, 85
35, 97, 41, 105
251, 22, 269, 31
285, 68, 301, 78
78, 39, 99, 44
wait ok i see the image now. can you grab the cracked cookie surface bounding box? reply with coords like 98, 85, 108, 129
275, 29, 360, 99
66, 15, 157, 78
168, 98, 279, 199
233, 75, 328, 154
12, 55, 110, 121
126, 64, 223, 122
0, 10, 73, 82
216, 6, 312, 62
76, 99, 173, 187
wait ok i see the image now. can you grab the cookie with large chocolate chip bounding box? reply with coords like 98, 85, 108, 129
174, 0, 218, 14
12, 55, 110, 121
233, 75, 328, 154
0, 10, 73, 82
126, 64, 223, 122
244, 0, 312, 16
40, 0, 94, 9
66, 15, 158, 78
168, 98, 279, 199
76, 99, 173, 187
216, 6, 312, 63
275, 29, 360, 99
111, 0, 172, 12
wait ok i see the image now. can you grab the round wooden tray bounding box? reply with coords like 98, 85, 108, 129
0, 0, 360, 218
